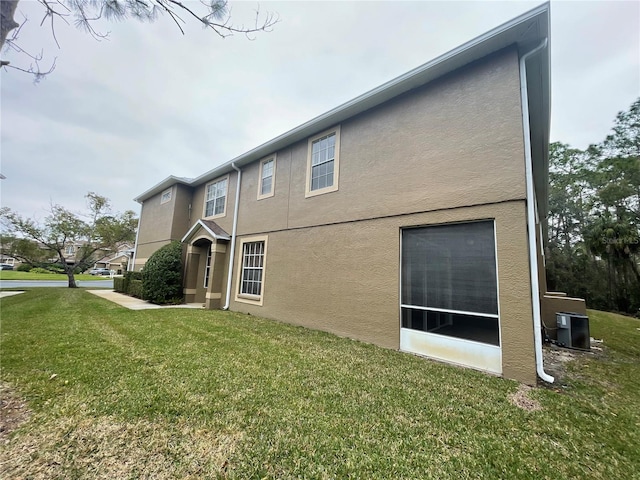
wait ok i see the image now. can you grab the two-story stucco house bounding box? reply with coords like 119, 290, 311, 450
132, 4, 585, 385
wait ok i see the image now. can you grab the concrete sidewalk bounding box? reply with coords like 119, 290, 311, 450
87, 290, 204, 310
0, 291, 25, 298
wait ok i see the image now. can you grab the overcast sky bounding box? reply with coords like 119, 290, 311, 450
1, 0, 638, 221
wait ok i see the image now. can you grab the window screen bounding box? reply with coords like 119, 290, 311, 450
401, 221, 499, 345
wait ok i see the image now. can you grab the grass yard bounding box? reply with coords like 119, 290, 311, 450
1, 289, 639, 479
0, 271, 107, 281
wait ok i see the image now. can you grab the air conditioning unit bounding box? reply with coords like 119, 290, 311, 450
556, 312, 590, 350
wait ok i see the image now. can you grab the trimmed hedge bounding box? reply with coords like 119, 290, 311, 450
127, 271, 142, 281
114, 277, 125, 293
142, 241, 184, 305
128, 279, 143, 299
114, 271, 145, 299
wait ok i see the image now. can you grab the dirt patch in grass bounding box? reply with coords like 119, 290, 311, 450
0, 412, 242, 479
542, 339, 606, 386
0, 382, 31, 442
508, 384, 542, 412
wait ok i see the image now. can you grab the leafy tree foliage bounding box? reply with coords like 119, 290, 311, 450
547, 98, 640, 314
141, 240, 183, 304
0, 192, 137, 287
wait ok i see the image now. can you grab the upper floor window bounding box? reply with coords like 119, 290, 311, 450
65, 245, 75, 255
258, 156, 276, 200
160, 188, 172, 204
204, 176, 228, 218
305, 126, 341, 198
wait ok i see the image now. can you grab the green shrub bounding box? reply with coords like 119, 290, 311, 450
16, 264, 32, 272
46, 264, 66, 274
128, 279, 143, 299
127, 271, 142, 281
141, 241, 184, 305
30, 267, 51, 274
113, 277, 125, 293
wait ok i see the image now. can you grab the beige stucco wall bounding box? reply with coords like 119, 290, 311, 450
190, 171, 238, 235
171, 184, 194, 240
135, 184, 194, 270
135, 46, 540, 383
236, 47, 526, 235
230, 201, 536, 385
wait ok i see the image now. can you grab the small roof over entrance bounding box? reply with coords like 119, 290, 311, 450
181, 219, 230, 243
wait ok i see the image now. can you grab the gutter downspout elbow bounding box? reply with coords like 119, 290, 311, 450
519, 38, 554, 383
222, 162, 242, 310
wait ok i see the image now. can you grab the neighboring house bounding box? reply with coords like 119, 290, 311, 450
61, 242, 86, 266
93, 245, 135, 274
0, 255, 19, 268
133, 4, 585, 385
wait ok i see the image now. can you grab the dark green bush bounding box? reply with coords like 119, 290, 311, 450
128, 279, 143, 299
120, 271, 143, 295
127, 271, 142, 281
141, 241, 184, 305
113, 277, 125, 293
16, 264, 31, 272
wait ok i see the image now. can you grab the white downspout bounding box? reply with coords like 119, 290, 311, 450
131, 202, 143, 272
520, 38, 554, 383
223, 162, 242, 310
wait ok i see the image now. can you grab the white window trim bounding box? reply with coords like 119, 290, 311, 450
257, 154, 277, 200
203, 174, 229, 219
305, 125, 341, 198
160, 187, 173, 205
234, 235, 268, 306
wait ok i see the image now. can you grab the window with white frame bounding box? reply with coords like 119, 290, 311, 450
65, 245, 75, 255
400, 221, 500, 346
258, 156, 276, 199
204, 177, 228, 217
236, 236, 268, 305
240, 241, 265, 296
160, 188, 172, 204
305, 126, 340, 197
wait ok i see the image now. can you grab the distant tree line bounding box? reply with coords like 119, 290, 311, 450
546, 98, 639, 315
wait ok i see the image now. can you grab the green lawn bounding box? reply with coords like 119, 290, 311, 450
0, 270, 108, 281
1, 289, 639, 479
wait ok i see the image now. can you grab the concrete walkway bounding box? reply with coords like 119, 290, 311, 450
87, 290, 204, 310
0, 291, 25, 298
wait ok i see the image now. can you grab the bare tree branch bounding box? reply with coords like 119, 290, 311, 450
3, 16, 57, 82
1, 0, 279, 81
